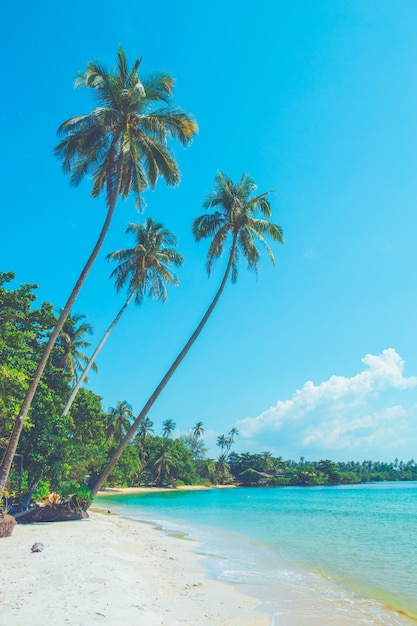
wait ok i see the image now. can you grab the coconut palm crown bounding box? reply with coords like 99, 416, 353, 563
55, 47, 198, 205
193, 171, 282, 282
54, 312, 98, 384
108, 218, 183, 304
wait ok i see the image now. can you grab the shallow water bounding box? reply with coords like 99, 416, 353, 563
96, 482, 417, 625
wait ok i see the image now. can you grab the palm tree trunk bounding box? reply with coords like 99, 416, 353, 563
0, 160, 124, 492
62, 291, 135, 417
89, 235, 238, 497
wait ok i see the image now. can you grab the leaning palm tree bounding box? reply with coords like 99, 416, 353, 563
89, 171, 283, 496
0, 48, 197, 490
61, 218, 183, 417
54, 312, 98, 385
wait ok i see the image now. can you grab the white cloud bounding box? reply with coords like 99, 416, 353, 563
237, 349, 417, 460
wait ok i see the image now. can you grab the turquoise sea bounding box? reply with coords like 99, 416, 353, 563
96, 482, 417, 625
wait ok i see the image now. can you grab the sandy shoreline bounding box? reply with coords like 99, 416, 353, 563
0, 509, 270, 626
97, 484, 234, 494
93, 487, 416, 626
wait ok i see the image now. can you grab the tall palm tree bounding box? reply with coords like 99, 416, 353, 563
54, 312, 98, 385
0, 49, 197, 490
162, 419, 176, 438
61, 218, 183, 417
106, 401, 134, 444
89, 171, 283, 496
193, 421, 205, 438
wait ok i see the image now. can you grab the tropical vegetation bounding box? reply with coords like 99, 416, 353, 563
1, 270, 416, 509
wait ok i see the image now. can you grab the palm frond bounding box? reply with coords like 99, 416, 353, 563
142, 72, 174, 103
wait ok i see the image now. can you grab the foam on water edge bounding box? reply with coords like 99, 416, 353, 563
113, 507, 415, 626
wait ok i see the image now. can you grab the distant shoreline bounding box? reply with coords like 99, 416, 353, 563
97, 484, 235, 495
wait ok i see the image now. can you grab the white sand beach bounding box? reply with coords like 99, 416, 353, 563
0, 509, 270, 626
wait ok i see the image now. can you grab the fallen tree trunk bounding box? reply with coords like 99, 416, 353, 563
18, 504, 89, 524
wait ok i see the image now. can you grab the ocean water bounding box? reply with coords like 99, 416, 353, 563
96, 482, 417, 625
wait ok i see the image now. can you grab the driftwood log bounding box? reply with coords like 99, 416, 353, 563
19, 504, 89, 524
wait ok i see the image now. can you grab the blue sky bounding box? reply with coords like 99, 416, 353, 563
2, 1, 417, 462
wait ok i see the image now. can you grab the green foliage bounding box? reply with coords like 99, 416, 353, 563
0, 365, 28, 428
105, 401, 134, 444
180, 433, 207, 461
0, 275, 109, 497
0, 273, 58, 434
54, 312, 97, 384
32, 480, 50, 503
59, 481, 93, 509
134, 436, 195, 486
65, 388, 109, 482
107, 444, 140, 487
0, 273, 74, 490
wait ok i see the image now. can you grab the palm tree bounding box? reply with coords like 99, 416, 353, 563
89, 171, 283, 496
228, 427, 239, 443
193, 421, 205, 438
134, 418, 153, 466
217, 434, 235, 454
61, 218, 182, 417
216, 435, 228, 451
106, 401, 134, 444
54, 312, 98, 385
138, 417, 154, 441
162, 419, 176, 438
201, 458, 216, 483
0, 49, 197, 490
261, 451, 274, 472
215, 453, 233, 485
151, 448, 175, 485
